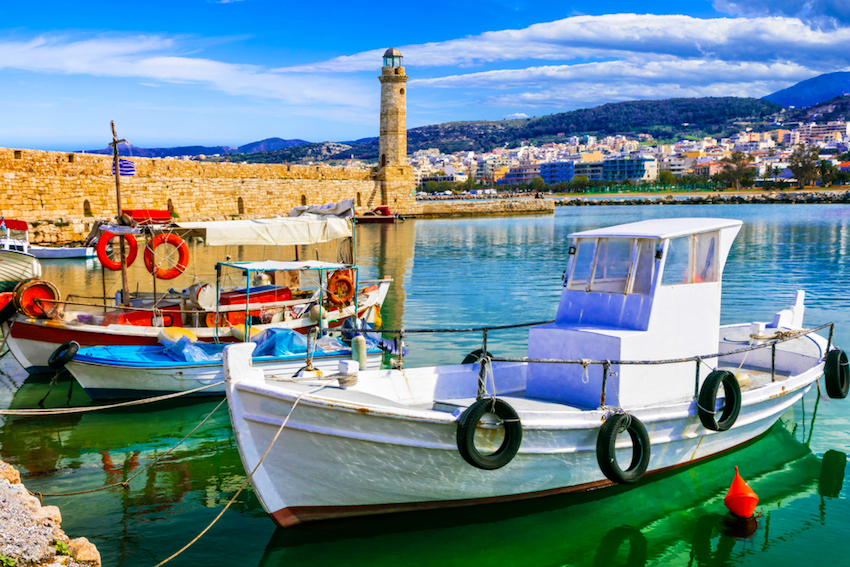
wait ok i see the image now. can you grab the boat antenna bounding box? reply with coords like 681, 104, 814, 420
109, 121, 131, 305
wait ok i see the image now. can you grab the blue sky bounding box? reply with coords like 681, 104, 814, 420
1, 0, 849, 151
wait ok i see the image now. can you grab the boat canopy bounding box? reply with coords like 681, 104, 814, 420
0, 219, 29, 232
218, 260, 350, 272
175, 216, 351, 247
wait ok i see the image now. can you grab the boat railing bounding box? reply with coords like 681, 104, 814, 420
358, 321, 835, 407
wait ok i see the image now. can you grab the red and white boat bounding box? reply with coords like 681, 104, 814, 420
355, 206, 402, 224
2, 204, 392, 372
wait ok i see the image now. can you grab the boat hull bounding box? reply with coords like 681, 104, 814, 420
66, 352, 384, 399
0, 250, 41, 292
30, 246, 96, 259
226, 354, 823, 527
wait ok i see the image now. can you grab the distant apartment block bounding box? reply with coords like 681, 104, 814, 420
574, 160, 603, 181
498, 163, 541, 185
539, 161, 576, 184
602, 156, 658, 182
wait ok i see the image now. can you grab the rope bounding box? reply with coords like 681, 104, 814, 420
31, 398, 226, 499
0, 381, 224, 415
153, 382, 329, 567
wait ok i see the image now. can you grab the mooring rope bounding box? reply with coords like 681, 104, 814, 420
0, 381, 224, 415
153, 382, 330, 567
31, 397, 226, 501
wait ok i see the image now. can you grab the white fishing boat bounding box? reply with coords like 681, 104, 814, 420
0, 219, 42, 292
0, 218, 95, 260
63, 328, 385, 399
223, 217, 849, 527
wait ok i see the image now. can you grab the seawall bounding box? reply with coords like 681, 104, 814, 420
556, 190, 850, 206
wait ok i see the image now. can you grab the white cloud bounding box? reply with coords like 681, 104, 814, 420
274, 14, 850, 73
503, 113, 529, 119
713, 1, 850, 29
0, 34, 372, 109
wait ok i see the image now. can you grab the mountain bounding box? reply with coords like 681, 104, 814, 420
82, 138, 310, 158
763, 72, 850, 108
233, 96, 781, 163
236, 138, 310, 153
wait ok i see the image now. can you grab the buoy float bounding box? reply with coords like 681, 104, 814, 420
724, 466, 759, 518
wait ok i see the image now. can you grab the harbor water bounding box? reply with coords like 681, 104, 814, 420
2, 204, 850, 566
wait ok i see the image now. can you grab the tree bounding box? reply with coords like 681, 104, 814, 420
569, 176, 590, 191
529, 176, 546, 192
787, 144, 820, 188
719, 151, 754, 190
657, 170, 677, 186
423, 180, 439, 193
771, 166, 782, 185
818, 160, 836, 187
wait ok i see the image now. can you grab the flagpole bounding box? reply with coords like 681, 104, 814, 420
110, 121, 130, 305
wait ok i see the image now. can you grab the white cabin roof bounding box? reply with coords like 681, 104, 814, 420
569, 218, 743, 240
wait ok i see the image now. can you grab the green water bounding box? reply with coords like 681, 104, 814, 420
2, 205, 849, 566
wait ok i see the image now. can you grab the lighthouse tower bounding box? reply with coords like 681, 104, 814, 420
375, 48, 413, 207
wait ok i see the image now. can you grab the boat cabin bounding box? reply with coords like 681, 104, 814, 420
527, 218, 743, 409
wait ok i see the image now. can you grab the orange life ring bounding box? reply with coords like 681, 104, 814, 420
96, 232, 138, 271
13, 279, 61, 319
327, 270, 354, 305
144, 233, 190, 280
205, 312, 234, 328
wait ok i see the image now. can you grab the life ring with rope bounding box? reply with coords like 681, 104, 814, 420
96, 232, 138, 271
144, 233, 190, 280
327, 270, 355, 305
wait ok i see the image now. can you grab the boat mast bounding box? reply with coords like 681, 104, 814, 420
109, 121, 130, 305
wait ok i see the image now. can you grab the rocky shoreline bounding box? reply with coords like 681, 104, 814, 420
0, 460, 101, 567
556, 190, 850, 206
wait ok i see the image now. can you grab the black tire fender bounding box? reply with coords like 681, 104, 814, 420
456, 398, 522, 470
462, 348, 492, 364
48, 340, 80, 369
824, 349, 849, 399
698, 370, 742, 431
596, 413, 651, 484
0, 300, 16, 325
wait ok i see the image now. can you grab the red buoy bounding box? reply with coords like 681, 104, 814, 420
724, 466, 759, 518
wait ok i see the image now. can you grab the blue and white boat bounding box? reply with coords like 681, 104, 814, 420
64, 328, 384, 399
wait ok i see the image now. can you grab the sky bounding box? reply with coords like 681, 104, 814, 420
1, 0, 850, 151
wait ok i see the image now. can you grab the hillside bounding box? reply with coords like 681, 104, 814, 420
784, 96, 850, 123
234, 97, 781, 163
764, 72, 850, 108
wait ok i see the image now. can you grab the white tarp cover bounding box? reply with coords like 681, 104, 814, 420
289, 199, 354, 218
221, 260, 348, 271
175, 216, 351, 247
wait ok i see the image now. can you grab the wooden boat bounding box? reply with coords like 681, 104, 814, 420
2, 206, 392, 372
356, 206, 402, 224
64, 328, 384, 399
0, 219, 42, 292
223, 218, 848, 527
1, 218, 95, 259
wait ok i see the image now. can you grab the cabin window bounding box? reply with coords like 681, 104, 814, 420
589, 238, 633, 293
694, 232, 718, 283
567, 239, 596, 290
661, 232, 719, 286
662, 236, 691, 285
630, 239, 657, 294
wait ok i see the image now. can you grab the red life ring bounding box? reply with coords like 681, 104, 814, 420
96, 232, 138, 271
327, 270, 354, 305
144, 233, 190, 280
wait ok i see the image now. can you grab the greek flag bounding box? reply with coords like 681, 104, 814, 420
111, 159, 136, 176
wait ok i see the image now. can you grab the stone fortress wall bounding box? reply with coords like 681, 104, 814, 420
0, 147, 410, 243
